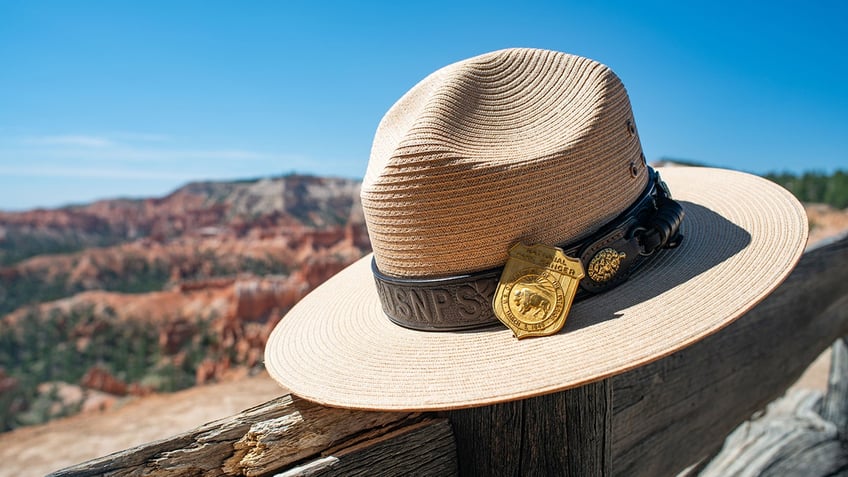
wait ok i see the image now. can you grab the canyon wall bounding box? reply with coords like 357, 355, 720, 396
0, 175, 370, 430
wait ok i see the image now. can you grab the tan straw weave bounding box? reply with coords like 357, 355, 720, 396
265, 48, 808, 411
364, 48, 645, 277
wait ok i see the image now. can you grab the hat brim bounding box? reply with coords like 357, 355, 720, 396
264, 167, 807, 411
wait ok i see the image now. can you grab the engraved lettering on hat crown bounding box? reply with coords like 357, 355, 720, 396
362, 48, 648, 283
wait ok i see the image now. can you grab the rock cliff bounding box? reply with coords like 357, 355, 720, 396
0, 174, 369, 430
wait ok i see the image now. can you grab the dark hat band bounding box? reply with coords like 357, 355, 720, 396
372, 167, 684, 331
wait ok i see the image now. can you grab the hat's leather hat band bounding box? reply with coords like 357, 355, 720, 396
372, 168, 684, 332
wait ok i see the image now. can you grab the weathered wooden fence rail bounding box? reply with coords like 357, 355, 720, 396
51, 234, 848, 477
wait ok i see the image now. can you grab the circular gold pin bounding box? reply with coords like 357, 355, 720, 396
588, 248, 627, 283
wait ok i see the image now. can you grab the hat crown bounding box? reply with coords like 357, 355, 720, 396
363, 48, 648, 277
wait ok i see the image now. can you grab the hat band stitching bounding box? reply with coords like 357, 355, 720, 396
371, 167, 684, 332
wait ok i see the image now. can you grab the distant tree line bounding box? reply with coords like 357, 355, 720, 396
0, 226, 124, 267
763, 170, 848, 209
656, 159, 847, 209
0, 252, 291, 317
0, 257, 172, 316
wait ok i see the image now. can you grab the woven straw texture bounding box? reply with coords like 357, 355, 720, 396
363, 49, 647, 277
266, 166, 807, 411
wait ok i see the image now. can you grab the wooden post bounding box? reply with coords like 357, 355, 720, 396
822, 337, 848, 438
445, 379, 612, 476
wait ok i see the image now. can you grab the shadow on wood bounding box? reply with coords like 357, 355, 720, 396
612, 234, 848, 476
443, 379, 611, 476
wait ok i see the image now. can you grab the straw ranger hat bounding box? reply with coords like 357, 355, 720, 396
265, 48, 807, 410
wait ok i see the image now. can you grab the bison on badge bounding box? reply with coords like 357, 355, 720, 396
512, 287, 551, 319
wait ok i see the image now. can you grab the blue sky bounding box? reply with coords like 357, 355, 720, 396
0, 1, 845, 211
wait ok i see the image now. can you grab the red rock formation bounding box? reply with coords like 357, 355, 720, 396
195, 357, 232, 386
80, 366, 128, 396
233, 277, 307, 322
159, 319, 197, 355
0, 174, 371, 428
0, 368, 18, 394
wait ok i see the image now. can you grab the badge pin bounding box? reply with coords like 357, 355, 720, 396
493, 243, 585, 339
587, 248, 627, 284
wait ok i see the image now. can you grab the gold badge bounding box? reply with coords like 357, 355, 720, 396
493, 243, 585, 339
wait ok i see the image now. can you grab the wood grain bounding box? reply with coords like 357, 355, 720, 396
48, 395, 410, 477
612, 235, 848, 476
445, 379, 611, 476
697, 387, 848, 477
822, 337, 848, 438
278, 419, 457, 476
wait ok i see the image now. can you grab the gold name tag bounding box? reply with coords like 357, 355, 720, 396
493, 243, 585, 339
